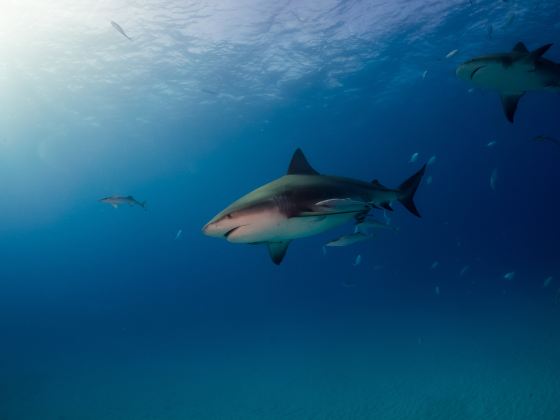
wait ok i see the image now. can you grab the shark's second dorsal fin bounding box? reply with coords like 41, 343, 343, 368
513, 42, 528, 53
529, 43, 552, 60
287, 148, 319, 175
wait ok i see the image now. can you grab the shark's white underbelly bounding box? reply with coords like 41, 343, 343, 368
474, 70, 548, 92
226, 211, 357, 243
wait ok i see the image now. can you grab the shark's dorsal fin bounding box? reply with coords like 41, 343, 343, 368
371, 179, 383, 188
529, 43, 552, 60
287, 148, 319, 175
500, 92, 525, 123
267, 241, 290, 265
512, 42, 528, 53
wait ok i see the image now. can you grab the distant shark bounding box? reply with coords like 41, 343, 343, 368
111, 21, 132, 41
99, 195, 146, 209
456, 42, 560, 122
203, 149, 426, 264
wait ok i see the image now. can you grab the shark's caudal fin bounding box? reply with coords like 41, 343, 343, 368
140, 201, 147, 209
287, 149, 319, 175
500, 92, 524, 123
398, 164, 427, 217
267, 241, 291, 265
529, 43, 552, 61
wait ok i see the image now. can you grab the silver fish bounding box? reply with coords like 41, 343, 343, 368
99, 195, 146, 209
327, 232, 372, 247
490, 168, 498, 191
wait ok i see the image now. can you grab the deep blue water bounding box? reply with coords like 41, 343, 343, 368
1, 0, 560, 419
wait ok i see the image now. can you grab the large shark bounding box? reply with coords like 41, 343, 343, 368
202, 149, 426, 264
456, 42, 560, 122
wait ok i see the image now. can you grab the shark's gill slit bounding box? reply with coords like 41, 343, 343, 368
470, 65, 485, 79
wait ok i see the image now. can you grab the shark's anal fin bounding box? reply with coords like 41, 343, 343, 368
381, 202, 393, 211
267, 241, 291, 265
287, 149, 319, 175
512, 42, 528, 53
500, 92, 525, 123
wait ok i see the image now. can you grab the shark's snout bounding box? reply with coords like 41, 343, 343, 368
202, 220, 220, 237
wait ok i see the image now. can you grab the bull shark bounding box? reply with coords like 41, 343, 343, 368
202, 149, 426, 264
99, 195, 146, 209
456, 42, 560, 122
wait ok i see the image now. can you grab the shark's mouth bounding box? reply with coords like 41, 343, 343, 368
470, 65, 486, 80
225, 226, 245, 238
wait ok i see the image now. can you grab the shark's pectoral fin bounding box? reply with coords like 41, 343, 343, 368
267, 241, 291, 265
500, 92, 525, 123
112, 204, 118, 209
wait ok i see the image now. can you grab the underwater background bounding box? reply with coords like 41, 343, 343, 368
1, 0, 560, 418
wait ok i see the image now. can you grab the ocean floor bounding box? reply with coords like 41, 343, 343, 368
2, 299, 559, 420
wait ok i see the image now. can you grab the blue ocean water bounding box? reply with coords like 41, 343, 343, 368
1, 0, 560, 418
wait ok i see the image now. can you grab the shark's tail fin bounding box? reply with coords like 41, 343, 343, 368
398, 164, 426, 217
140, 201, 147, 210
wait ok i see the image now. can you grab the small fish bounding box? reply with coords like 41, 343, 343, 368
342, 279, 357, 287
435, 285, 440, 295
427, 155, 437, 166
353, 254, 362, 266
490, 168, 498, 191
446, 49, 459, 59
431, 261, 439, 269
111, 21, 132, 40
426, 175, 433, 185
503, 271, 515, 281
322, 245, 327, 256
486, 23, 493, 40
459, 265, 470, 277
175, 229, 183, 240
504, 12, 516, 27
99, 195, 146, 209
201, 88, 219, 95
487, 140, 497, 147
382, 210, 391, 225
326, 232, 372, 247
543, 276, 553, 288
422, 70, 428, 79
532, 134, 560, 147
409, 152, 419, 163
467, 88, 475, 93
357, 218, 398, 233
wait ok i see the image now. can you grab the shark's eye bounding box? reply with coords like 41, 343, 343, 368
227, 214, 232, 219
